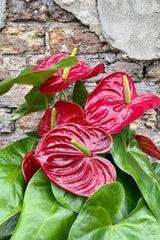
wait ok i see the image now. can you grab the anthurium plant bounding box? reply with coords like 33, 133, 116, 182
0, 48, 160, 240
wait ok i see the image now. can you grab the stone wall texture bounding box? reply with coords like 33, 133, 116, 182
0, 0, 160, 151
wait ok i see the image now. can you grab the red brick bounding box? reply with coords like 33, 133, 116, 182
49, 27, 110, 54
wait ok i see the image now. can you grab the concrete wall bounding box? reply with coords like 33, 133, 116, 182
0, 0, 159, 149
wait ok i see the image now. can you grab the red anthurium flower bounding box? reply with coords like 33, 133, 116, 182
32, 53, 106, 94
35, 123, 116, 197
134, 135, 160, 160
22, 151, 40, 185
84, 72, 160, 134
38, 100, 84, 136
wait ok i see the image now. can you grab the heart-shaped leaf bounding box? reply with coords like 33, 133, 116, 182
11, 169, 76, 240
69, 182, 160, 240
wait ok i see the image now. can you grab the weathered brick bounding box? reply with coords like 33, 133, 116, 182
0, 26, 45, 54
142, 110, 157, 129
146, 65, 160, 83
146, 65, 160, 78
0, 84, 32, 108
7, 0, 77, 22
18, 111, 44, 130
109, 61, 143, 82
0, 108, 15, 134
0, 56, 26, 80
27, 55, 47, 67
49, 27, 110, 54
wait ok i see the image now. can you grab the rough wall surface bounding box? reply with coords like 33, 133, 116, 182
0, 0, 160, 151
0, 0, 7, 29
98, 0, 160, 60
55, 0, 160, 60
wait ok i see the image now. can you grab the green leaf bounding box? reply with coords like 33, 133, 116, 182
0, 138, 37, 225
0, 213, 20, 239
11, 87, 55, 119
18, 66, 35, 77
111, 125, 160, 223
14, 102, 28, 113
24, 131, 41, 140
0, 56, 78, 96
73, 81, 89, 109
113, 165, 141, 224
69, 182, 160, 240
0, 79, 13, 95
25, 86, 55, 107
152, 162, 160, 178
11, 170, 76, 240
51, 182, 87, 213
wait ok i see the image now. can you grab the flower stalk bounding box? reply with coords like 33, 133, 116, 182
62, 48, 77, 80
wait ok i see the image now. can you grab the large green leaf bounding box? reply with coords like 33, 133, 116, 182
0, 138, 37, 225
51, 182, 87, 213
73, 81, 89, 109
11, 170, 76, 240
0, 56, 78, 96
111, 125, 160, 223
10, 87, 55, 120
69, 182, 160, 240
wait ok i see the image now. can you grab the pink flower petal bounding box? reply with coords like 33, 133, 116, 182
35, 123, 115, 197
84, 72, 160, 134
22, 151, 40, 185
37, 101, 84, 136
33, 53, 106, 94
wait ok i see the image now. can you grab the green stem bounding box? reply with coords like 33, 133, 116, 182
59, 91, 63, 101
51, 108, 56, 129
71, 139, 91, 157
123, 75, 131, 104
62, 48, 77, 80
45, 95, 49, 109
59, 90, 68, 101
62, 90, 68, 101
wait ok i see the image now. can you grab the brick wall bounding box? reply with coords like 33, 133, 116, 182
0, 0, 159, 149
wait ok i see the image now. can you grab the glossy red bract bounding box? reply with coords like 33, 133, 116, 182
84, 72, 160, 134
33, 53, 106, 94
135, 135, 160, 160
38, 101, 84, 136
22, 151, 40, 185
35, 123, 116, 197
